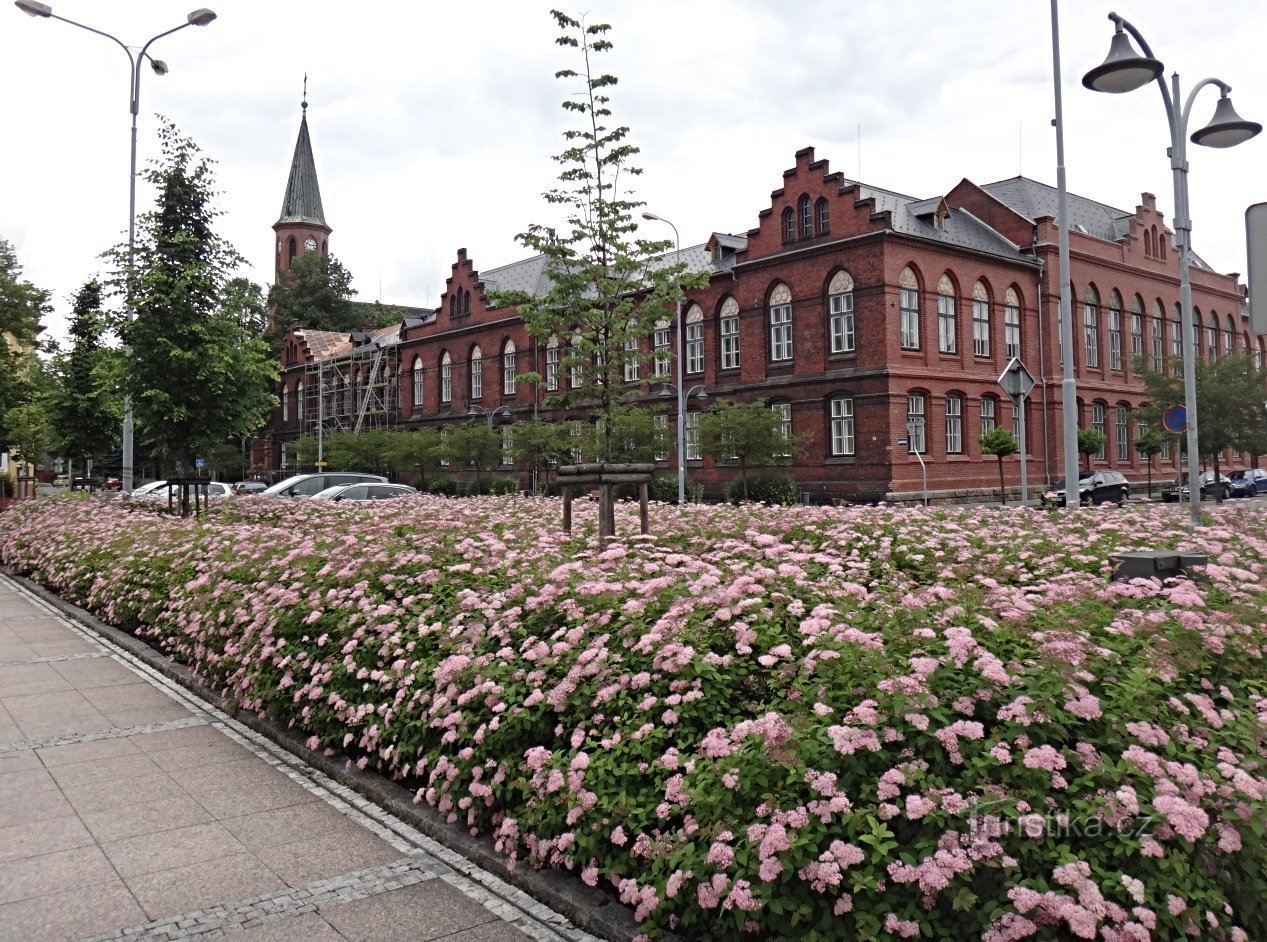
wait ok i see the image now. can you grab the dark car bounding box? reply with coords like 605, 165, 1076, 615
1161, 471, 1231, 502
1229, 468, 1267, 496
231, 480, 268, 495
259, 472, 388, 498
1041, 470, 1130, 507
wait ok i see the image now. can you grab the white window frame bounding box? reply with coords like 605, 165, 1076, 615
829, 397, 854, 456
1084, 302, 1099, 368
470, 347, 483, 401
501, 426, 514, 467
503, 342, 517, 395
685, 412, 701, 460
1092, 403, 1106, 459
972, 299, 990, 357
829, 279, 855, 354
945, 395, 963, 454
685, 306, 705, 375
653, 324, 671, 377
769, 285, 793, 362
720, 299, 741, 370
623, 335, 640, 383
771, 402, 792, 456
282, 385, 289, 422
441, 353, 452, 403
906, 394, 926, 454
899, 273, 920, 351
412, 357, 424, 409
1109, 305, 1122, 370
937, 285, 957, 355
1116, 407, 1129, 461
979, 397, 996, 437
546, 338, 560, 391
653, 414, 669, 461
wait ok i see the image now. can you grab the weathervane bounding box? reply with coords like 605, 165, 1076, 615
302, 73, 308, 113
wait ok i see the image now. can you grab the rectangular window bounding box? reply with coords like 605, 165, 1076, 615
1207, 326, 1218, 360
1171, 321, 1183, 375
1160, 438, 1171, 460
1131, 313, 1143, 359
771, 402, 792, 456
623, 336, 640, 383
1004, 303, 1021, 359
546, 345, 560, 391
282, 387, 289, 423
571, 343, 583, 389
1109, 308, 1122, 370
685, 412, 700, 460
653, 414, 669, 461
1084, 305, 1099, 367
769, 304, 792, 362
413, 368, 424, 408
979, 397, 996, 437
1152, 319, 1164, 372
906, 394, 926, 454
653, 328, 671, 377
441, 363, 452, 403
972, 300, 989, 357
829, 397, 854, 456
720, 314, 741, 370
1136, 422, 1149, 459
900, 288, 920, 350
501, 426, 514, 466
686, 322, 704, 374
938, 294, 957, 354
1092, 403, 1106, 459
945, 395, 963, 454
470, 357, 483, 400
829, 292, 855, 353
1116, 407, 1129, 461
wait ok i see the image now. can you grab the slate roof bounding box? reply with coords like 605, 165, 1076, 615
865, 184, 1037, 265
477, 247, 712, 298
276, 109, 327, 228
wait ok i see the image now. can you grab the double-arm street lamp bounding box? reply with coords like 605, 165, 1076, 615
1083, 12, 1260, 533
15, 2, 217, 493
467, 404, 511, 426
640, 211, 690, 504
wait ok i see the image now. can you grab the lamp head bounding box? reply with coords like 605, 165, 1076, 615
186, 8, 216, 26
641, 212, 660, 222
1191, 94, 1262, 148
1082, 28, 1163, 94
149, 57, 169, 76
15, 0, 52, 16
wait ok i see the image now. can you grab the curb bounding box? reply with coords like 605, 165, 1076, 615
7, 570, 662, 942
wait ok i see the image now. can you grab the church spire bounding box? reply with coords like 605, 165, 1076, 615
276, 76, 327, 228
273, 77, 331, 277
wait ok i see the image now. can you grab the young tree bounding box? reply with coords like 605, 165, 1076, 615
0, 238, 51, 444
696, 399, 796, 502
488, 11, 708, 461
1132, 426, 1168, 497
48, 280, 118, 479
607, 404, 669, 464
978, 427, 1020, 505
111, 121, 279, 476
7, 402, 49, 491
508, 418, 573, 488
382, 427, 444, 487
222, 277, 269, 336
444, 420, 503, 492
1077, 428, 1106, 472
1135, 352, 1267, 486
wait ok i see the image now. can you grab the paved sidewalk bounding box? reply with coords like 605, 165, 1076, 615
0, 572, 603, 942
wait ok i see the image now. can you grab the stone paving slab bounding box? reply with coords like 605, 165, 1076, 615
0, 570, 614, 942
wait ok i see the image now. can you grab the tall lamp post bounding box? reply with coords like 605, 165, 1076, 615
1083, 12, 1260, 534
641, 212, 687, 505
15, 2, 217, 493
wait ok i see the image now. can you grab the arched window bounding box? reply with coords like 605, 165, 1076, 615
828, 271, 855, 354
282, 384, 289, 423
1108, 290, 1123, 371
1171, 304, 1183, 375
623, 334, 640, 382
1116, 404, 1130, 461
899, 267, 920, 350
971, 281, 990, 357
1151, 299, 1165, 372
463, 289, 472, 318
815, 197, 829, 234
685, 304, 705, 373
287, 237, 297, 264
1225, 315, 1235, 356
1130, 295, 1144, 360
412, 356, 424, 409
937, 274, 957, 354
1159, 234, 1167, 259
1144, 227, 1155, 257
503, 340, 517, 395
440, 351, 452, 403
768, 284, 793, 362
798, 195, 812, 237
719, 297, 741, 370
296, 380, 304, 424
782, 207, 795, 242
546, 336, 561, 391
1205, 310, 1218, 360
1083, 286, 1100, 368
1004, 287, 1021, 359
383, 366, 394, 414
906, 392, 926, 454
1092, 401, 1107, 459
653, 321, 672, 377
470, 346, 483, 400
343, 376, 354, 414
570, 333, 584, 388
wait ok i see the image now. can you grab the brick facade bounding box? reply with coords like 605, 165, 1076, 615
267, 145, 1265, 502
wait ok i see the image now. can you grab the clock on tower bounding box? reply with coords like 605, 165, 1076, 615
303, 236, 317, 252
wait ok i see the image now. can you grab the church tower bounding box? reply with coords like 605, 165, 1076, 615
273, 81, 331, 278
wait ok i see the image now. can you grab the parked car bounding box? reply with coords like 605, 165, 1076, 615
311, 482, 418, 502
1228, 472, 1259, 499
1229, 468, 1267, 496
1041, 470, 1130, 507
231, 480, 268, 495
128, 480, 233, 500
52, 474, 70, 487
259, 472, 388, 498
1161, 471, 1231, 502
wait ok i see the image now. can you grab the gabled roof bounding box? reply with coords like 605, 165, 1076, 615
276, 105, 327, 228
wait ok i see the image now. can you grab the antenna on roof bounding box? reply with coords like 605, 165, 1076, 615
302, 73, 308, 114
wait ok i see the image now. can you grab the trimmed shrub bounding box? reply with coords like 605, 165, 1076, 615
724, 471, 798, 505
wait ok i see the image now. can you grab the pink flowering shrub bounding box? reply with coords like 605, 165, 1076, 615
3, 496, 1267, 940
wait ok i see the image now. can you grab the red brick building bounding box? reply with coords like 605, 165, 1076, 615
267, 128, 1264, 501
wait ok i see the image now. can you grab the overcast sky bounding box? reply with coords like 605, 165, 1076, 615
5, 1, 1267, 345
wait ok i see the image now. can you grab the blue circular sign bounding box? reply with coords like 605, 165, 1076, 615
1162, 405, 1187, 433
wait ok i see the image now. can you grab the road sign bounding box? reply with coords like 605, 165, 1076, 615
998, 357, 1036, 398
1162, 404, 1187, 433
896, 438, 908, 445
195, 458, 205, 469
314, 460, 328, 468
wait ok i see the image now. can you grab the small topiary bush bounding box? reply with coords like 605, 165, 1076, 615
725, 471, 799, 505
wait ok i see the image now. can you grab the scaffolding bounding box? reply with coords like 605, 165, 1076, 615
300, 335, 399, 440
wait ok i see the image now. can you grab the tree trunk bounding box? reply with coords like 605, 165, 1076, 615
996, 455, 1006, 505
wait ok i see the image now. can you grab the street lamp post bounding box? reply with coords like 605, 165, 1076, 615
1083, 12, 1261, 533
641, 212, 688, 505
467, 404, 511, 426
15, 2, 217, 494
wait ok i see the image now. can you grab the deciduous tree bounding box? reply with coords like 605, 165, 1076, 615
978, 427, 1019, 505
696, 399, 796, 502
0, 238, 50, 444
